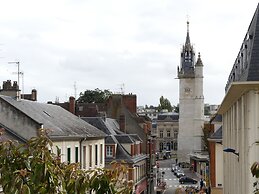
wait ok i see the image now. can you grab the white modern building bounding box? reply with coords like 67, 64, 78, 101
218, 3, 259, 193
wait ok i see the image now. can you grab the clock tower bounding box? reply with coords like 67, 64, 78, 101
177, 21, 204, 162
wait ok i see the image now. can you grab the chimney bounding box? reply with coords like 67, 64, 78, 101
119, 114, 126, 132
69, 96, 75, 114
31, 89, 37, 101
122, 94, 137, 114
0, 80, 21, 100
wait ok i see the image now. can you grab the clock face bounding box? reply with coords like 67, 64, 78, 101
184, 87, 191, 93
184, 87, 192, 96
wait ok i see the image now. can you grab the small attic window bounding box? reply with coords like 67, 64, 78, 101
43, 110, 51, 117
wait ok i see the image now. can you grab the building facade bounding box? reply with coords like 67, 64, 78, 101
177, 21, 204, 162
218, 3, 259, 193
0, 83, 106, 171
155, 113, 179, 160
82, 117, 147, 194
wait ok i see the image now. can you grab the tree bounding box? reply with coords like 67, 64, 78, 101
0, 129, 132, 194
157, 96, 173, 112
77, 88, 113, 103
173, 104, 179, 113
251, 162, 259, 194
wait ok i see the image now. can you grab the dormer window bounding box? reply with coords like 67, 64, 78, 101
106, 145, 113, 157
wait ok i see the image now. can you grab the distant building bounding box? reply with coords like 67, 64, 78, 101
177, 21, 205, 163
155, 112, 179, 160
82, 117, 147, 194
0, 80, 37, 101
137, 107, 158, 121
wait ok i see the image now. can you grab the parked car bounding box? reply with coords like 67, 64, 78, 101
171, 164, 179, 172
171, 164, 178, 172
174, 167, 185, 178
179, 176, 198, 184
175, 170, 185, 178
178, 162, 191, 168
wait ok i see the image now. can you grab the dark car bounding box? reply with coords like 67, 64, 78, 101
179, 176, 198, 184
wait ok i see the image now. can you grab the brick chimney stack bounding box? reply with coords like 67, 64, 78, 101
119, 114, 126, 133
69, 96, 75, 114
122, 94, 137, 114
0, 80, 21, 100
31, 89, 37, 101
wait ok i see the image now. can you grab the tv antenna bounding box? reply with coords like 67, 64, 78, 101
12, 71, 24, 98
74, 81, 77, 99
8, 61, 21, 88
120, 83, 125, 94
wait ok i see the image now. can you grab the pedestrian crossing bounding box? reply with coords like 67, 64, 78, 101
159, 168, 171, 171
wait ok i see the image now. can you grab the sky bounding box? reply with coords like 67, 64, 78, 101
0, 0, 258, 107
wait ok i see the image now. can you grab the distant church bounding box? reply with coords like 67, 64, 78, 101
177, 21, 204, 162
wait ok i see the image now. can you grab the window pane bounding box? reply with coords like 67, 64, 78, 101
67, 147, 71, 164
95, 144, 98, 166
75, 147, 79, 163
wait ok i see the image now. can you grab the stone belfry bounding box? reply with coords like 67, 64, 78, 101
177, 21, 204, 162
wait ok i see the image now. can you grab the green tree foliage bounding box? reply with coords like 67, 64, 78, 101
0, 129, 132, 194
77, 88, 113, 103
251, 162, 259, 193
173, 104, 179, 113
157, 96, 173, 112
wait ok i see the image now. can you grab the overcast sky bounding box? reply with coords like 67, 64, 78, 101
0, 0, 258, 106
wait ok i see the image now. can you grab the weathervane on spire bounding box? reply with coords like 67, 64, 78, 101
186, 15, 190, 32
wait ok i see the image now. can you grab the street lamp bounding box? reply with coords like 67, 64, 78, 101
223, 148, 239, 157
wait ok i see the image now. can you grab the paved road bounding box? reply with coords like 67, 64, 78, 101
155, 159, 199, 194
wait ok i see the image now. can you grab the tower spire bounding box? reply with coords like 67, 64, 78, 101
185, 20, 191, 49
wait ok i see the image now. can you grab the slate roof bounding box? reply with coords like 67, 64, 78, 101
211, 114, 222, 123
157, 114, 179, 121
0, 123, 27, 143
0, 95, 106, 140
225, 3, 259, 91
115, 134, 135, 144
105, 136, 116, 144
208, 126, 222, 142
82, 117, 146, 163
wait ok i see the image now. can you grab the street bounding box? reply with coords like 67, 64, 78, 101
155, 158, 199, 194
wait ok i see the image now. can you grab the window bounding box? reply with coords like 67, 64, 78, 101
75, 146, 79, 163
95, 144, 98, 166
173, 142, 178, 150
167, 130, 171, 137
159, 130, 163, 138
106, 146, 113, 157
166, 142, 171, 151
78, 106, 83, 111
100, 144, 103, 165
67, 147, 71, 164
174, 131, 178, 138
89, 145, 92, 167
159, 142, 163, 151
83, 146, 86, 169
